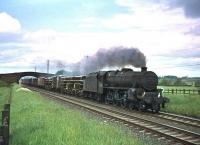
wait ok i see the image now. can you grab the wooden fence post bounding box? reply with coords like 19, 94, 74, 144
0, 126, 3, 145
2, 110, 9, 126
0, 126, 3, 144
3, 105, 10, 132
3, 104, 10, 111
2, 125, 9, 145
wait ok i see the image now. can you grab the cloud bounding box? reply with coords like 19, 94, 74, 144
79, 1, 197, 35
116, 0, 200, 18
100, 8, 189, 31
0, 12, 21, 33
0, 32, 24, 43
0, 10, 199, 76
168, 0, 200, 18
162, 48, 200, 58
1, 27, 198, 74
148, 55, 200, 76
185, 23, 200, 36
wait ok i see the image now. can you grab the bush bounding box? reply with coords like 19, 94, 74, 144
159, 79, 174, 86
194, 80, 200, 87
0, 80, 9, 87
173, 78, 187, 86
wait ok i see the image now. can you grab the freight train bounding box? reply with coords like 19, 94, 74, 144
21, 67, 167, 113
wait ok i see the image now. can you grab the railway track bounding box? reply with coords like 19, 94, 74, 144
157, 112, 200, 128
29, 87, 200, 145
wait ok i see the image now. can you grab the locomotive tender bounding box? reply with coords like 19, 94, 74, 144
21, 67, 166, 113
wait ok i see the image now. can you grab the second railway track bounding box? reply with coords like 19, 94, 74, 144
157, 112, 200, 128
28, 86, 200, 145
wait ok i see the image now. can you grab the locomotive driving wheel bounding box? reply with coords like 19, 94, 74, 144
138, 101, 146, 111
152, 103, 160, 113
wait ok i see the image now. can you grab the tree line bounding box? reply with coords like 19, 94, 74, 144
159, 76, 200, 86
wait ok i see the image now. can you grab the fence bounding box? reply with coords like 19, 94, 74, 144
0, 88, 12, 145
163, 89, 200, 95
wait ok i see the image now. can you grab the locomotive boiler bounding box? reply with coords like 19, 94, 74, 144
104, 67, 158, 90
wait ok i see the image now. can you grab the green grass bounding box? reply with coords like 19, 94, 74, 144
162, 93, 200, 118
10, 84, 159, 145
158, 85, 200, 118
0, 87, 10, 107
0, 80, 9, 87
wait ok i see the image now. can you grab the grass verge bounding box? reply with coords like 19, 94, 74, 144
162, 93, 200, 118
10, 84, 160, 145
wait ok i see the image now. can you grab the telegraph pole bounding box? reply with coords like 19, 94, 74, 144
47, 60, 49, 73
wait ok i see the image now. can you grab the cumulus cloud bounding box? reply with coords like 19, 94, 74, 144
162, 47, 200, 58
1, 27, 199, 75
0, 12, 21, 33
168, 0, 200, 18
185, 23, 200, 36
116, 0, 200, 18
147, 55, 200, 76
0, 32, 24, 43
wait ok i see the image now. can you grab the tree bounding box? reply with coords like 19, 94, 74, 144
55, 69, 81, 76
173, 78, 187, 86
159, 79, 173, 86
194, 80, 200, 87
55, 69, 66, 75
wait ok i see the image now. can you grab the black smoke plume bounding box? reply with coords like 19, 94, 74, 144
55, 60, 66, 69
74, 46, 146, 74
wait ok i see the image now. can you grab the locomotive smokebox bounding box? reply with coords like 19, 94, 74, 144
141, 67, 147, 72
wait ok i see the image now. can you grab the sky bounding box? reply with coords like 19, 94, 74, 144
0, 0, 200, 76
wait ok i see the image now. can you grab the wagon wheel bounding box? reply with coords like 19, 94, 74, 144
121, 99, 127, 109
105, 98, 108, 104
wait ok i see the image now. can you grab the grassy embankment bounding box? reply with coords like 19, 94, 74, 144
8, 84, 160, 145
158, 86, 200, 118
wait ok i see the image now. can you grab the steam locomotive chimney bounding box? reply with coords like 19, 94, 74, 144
141, 67, 147, 72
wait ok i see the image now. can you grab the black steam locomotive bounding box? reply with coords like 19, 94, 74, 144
83, 67, 164, 112
22, 67, 166, 113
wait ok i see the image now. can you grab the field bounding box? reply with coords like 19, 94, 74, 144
159, 86, 200, 118
8, 84, 163, 145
